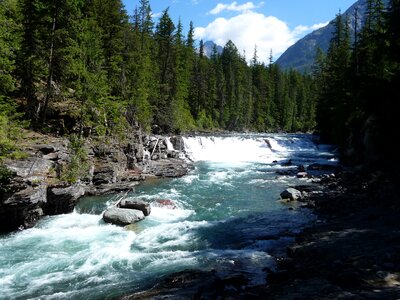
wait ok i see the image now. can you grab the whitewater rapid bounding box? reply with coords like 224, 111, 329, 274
0, 134, 337, 299
183, 134, 336, 165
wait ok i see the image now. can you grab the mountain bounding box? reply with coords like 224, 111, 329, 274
203, 41, 223, 58
275, 0, 388, 73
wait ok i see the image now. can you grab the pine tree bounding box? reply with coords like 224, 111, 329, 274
87, 0, 129, 97
0, 0, 20, 96
64, 14, 110, 135
171, 19, 195, 132
154, 8, 176, 132
316, 13, 352, 144
128, 0, 156, 132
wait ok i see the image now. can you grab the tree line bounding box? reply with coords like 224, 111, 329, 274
314, 0, 400, 166
0, 0, 316, 145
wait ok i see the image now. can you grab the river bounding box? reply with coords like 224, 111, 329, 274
0, 134, 337, 299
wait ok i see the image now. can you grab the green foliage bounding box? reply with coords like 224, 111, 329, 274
61, 134, 89, 184
196, 110, 214, 130
314, 1, 400, 166
0, 97, 29, 158
315, 13, 352, 144
0, 163, 12, 194
0, 0, 20, 95
1, 0, 317, 136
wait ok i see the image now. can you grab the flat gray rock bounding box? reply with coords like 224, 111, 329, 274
103, 207, 145, 226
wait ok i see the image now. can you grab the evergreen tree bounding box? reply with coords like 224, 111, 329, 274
0, 0, 20, 96
129, 0, 156, 132
87, 0, 129, 97
316, 13, 352, 144
154, 8, 175, 132
0, 0, 318, 136
64, 15, 110, 134
171, 19, 195, 132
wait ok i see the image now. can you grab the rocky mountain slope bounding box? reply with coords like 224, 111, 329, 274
275, 0, 388, 72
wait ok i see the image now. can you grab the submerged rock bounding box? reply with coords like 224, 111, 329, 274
297, 172, 309, 178
119, 199, 151, 216
152, 199, 177, 209
103, 207, 145, 226
280, 188, 302, 201
119, 270, 223, 300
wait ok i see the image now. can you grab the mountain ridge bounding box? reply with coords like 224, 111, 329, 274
275, 0, 388, 72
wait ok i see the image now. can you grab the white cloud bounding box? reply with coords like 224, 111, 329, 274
195, 11, 293, 62
209, 1, 259, 15
292, 22, 329, 36
195, 11, 329, 63
151, 12, 162, 18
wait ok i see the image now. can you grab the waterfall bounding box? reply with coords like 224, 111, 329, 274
165, 137, 175, 151
183, 134, 336, 165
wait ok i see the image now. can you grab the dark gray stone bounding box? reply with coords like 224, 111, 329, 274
143, 159, 193, 178
38, 145, 56, 154
0, 184, 47, 231
46, 184, 85, 215
85, 182, 138, 196
280, 188, 302, 201
170, 136, 185, 151
5, 158, 54, 177
119, 199, 151, 216
93, 167, 116, 185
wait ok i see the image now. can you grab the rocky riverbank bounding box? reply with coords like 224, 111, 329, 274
0, 131, 192, 232
263, 168, 400, 299
118, 167, 400, 299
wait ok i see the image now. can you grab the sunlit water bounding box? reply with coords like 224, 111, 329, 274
0, 134, 337, 299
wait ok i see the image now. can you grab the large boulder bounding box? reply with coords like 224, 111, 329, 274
46, 184, 85, 215
280, 188, 302, 201
103, 207, 145, 226
119, 199, 151, 216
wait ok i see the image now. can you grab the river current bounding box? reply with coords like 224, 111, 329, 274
0, 134, 337, 299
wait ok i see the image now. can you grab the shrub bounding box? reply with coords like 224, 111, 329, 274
61, 134, 90, 183
0, 97, 29, 159
0, 163, 12, 194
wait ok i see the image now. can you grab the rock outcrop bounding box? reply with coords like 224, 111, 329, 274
46, 184, 85, 215
0, 132, 191, 232
142, 159, 193, 178
0, 135, 68, 231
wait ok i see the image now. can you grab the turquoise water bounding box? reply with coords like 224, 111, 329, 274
0, 134, 337, 299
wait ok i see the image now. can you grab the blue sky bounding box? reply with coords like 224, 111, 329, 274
122, 0, 355, 62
